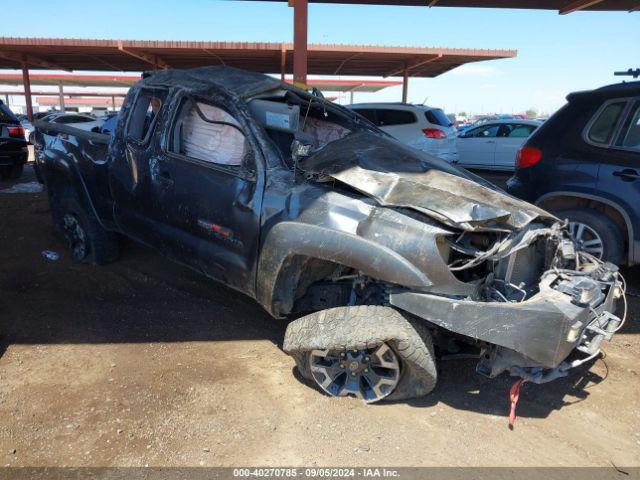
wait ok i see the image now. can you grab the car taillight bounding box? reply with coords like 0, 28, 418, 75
423, 128, 446, 139
7, 126, 24, 139
516, 146, 542, 168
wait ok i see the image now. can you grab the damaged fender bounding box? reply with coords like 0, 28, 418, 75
257, 221, 432, 317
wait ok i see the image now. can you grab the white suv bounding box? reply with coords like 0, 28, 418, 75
346, 103, 459, 163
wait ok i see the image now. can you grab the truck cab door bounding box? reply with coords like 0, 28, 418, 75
108, 87, 170, 247
143, 96, 264, 295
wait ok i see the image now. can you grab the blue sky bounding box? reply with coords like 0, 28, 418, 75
1, 0, 639, 115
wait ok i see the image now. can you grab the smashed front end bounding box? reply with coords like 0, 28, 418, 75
301, 133, 625, 384
389, 222, 624, 383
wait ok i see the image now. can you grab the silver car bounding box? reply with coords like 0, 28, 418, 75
456, 119, 541, 171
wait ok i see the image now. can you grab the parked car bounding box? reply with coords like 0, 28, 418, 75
93, 112, 119, 135
0, 100, 29, 179
34, 66, 623, 405
20, 117, 35, 142
507, 80, 640, 265
346, 103, 459, 163
457, 119, 541, 171
33, 111, 56, 121
29, 113, 102, 144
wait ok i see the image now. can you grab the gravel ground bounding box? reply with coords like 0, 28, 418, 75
0, 164, 639, 468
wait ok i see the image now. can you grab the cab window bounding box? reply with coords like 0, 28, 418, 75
170, 100, 247, 167
127, 89, 168, 142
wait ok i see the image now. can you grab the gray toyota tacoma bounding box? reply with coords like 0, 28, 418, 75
34, 66, 625, 406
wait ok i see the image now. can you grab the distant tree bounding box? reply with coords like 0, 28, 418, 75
458, 111, 467, 117
525, 108, 538, 119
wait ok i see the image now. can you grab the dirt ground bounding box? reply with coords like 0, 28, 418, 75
0, 164, 639, 468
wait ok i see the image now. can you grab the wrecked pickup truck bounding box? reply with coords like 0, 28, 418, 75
35, 66, 626, 405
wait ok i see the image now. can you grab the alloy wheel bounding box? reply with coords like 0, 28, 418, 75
62, 213, 89, 261
309, 343, 400, 403
567, 221, 604, 259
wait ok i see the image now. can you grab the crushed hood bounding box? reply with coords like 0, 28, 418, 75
303, 132, 554, 232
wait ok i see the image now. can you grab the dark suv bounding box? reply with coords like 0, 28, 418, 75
507, 80, 640, 265
0, 100, 28, 180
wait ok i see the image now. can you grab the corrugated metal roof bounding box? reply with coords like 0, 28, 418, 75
0, 72, 401, 92
0, 38, 516, 78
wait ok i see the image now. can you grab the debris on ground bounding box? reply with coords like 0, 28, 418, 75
0, 182, 44, 194
41, 250, 60, 261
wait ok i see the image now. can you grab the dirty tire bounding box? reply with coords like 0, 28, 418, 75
283, 306, 437, 402
51, 192, 120, 265
0, 163, 24, 180
553, 207, 624, 265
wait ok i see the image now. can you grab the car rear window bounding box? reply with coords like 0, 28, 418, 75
58, 116, 95, 124
616, 100, 640, 151
587, 101, 626, 145
0, 103, 18, 123
425, 108, 452, 127
351, 109, 378, 124
375, 109, 416, 126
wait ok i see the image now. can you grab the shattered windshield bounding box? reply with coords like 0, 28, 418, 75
248, 88, 384, 166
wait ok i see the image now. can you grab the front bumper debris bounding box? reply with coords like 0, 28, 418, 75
390, 261, 622, 378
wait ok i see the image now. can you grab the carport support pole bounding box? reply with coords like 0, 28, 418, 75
291, 0, 308, 88
58, 83, 65, 113
402, 64, 409, 103
111, 95, 116, 111
3, 94, 8, 106
21, 61, 33, 122
280, 45, 287, 82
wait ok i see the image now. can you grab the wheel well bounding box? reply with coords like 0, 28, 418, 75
45, 169, 74, 198
270, 255, 393, 317
538, 195, 629, 256
272, 255, 351, 317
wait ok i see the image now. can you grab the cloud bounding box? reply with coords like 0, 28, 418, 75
449, 64, 502, 76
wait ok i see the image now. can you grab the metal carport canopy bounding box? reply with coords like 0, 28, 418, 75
240, 0, 637, 90
246, 0, 640, 14
0, 38, 515, 119
0, 38, 515, 77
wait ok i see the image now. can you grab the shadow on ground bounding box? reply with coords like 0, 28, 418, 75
0, 164, 631, 422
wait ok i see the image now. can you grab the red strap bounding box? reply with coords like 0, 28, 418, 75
508, 378, 525, 430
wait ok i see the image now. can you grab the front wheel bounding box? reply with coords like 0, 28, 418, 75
553, 207, 624, 264
283, 306, 437, 403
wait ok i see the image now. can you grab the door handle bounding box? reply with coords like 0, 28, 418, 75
485, 140, 495, 144
613, 169, 640, 182
149, 158, 174, 187
156, 169, 174, 187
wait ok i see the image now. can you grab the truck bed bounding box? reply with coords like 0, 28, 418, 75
33, 120, 117, 230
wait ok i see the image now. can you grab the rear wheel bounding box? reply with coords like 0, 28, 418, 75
284, 305, 437, 403
0, 163, 24, 180
553, 207, 624, 264
51, 192, 120, 264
